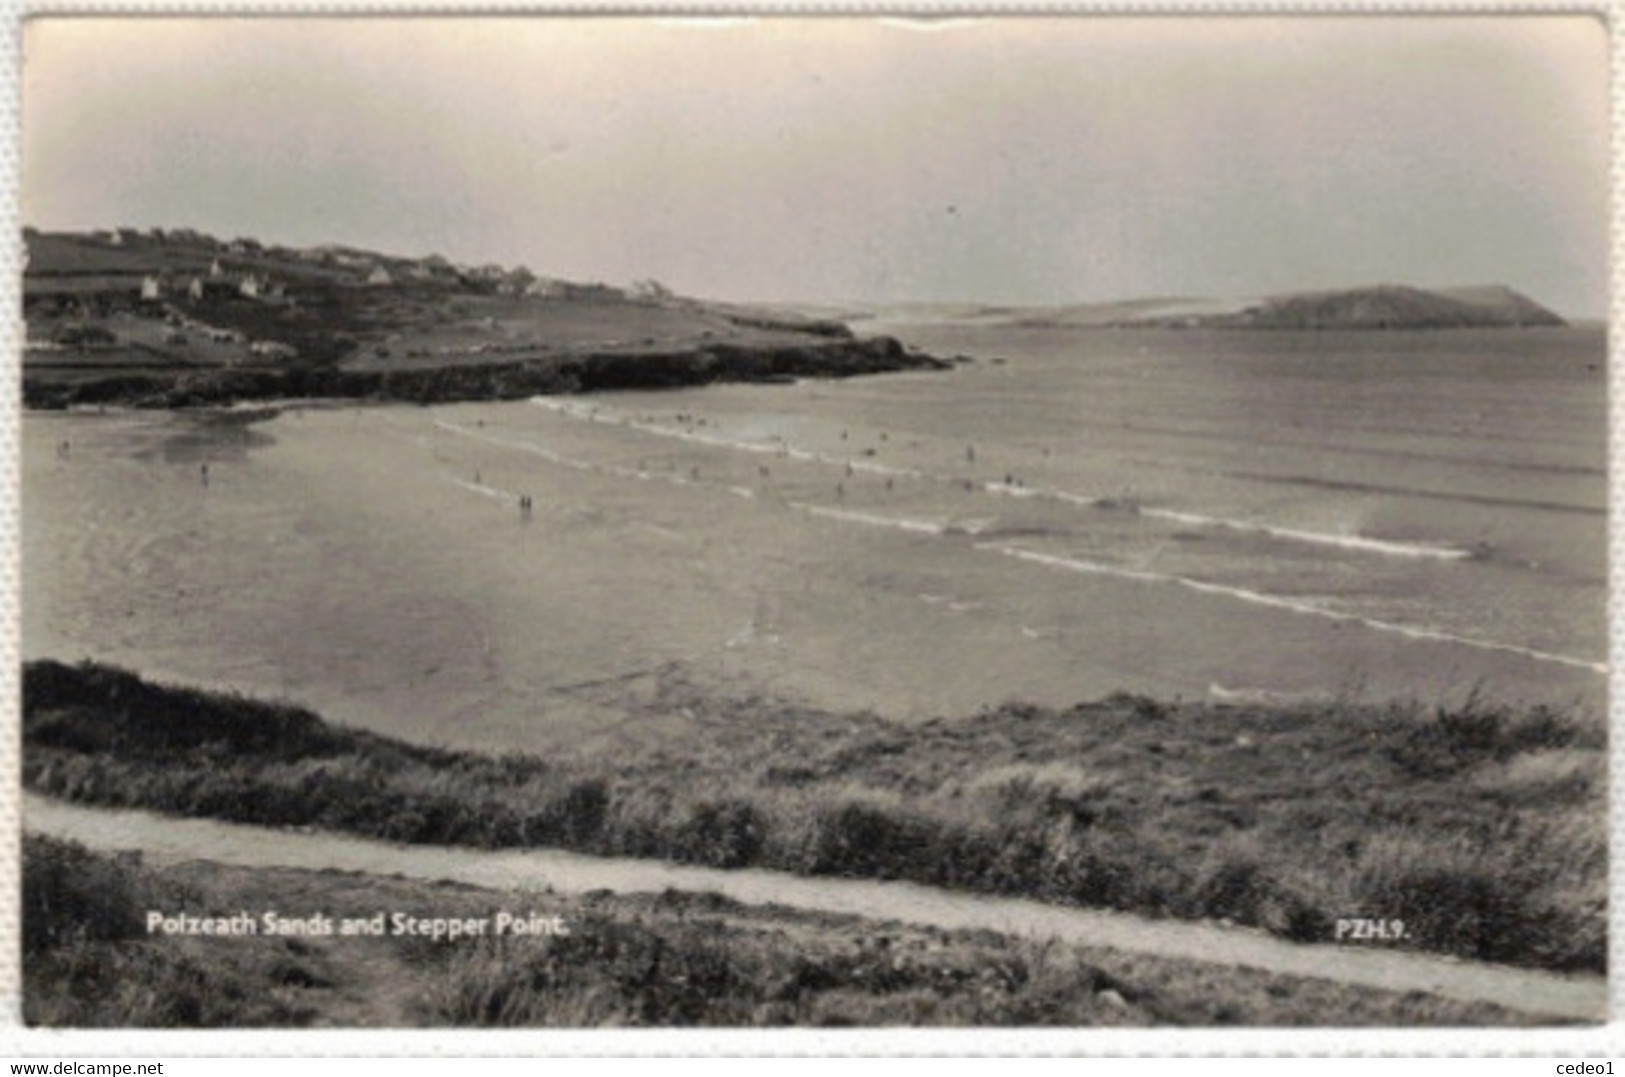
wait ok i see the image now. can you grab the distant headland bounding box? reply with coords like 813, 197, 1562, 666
21, 227, 948, 410
853, 284, 1569, 332
1105, 284, 1567, 331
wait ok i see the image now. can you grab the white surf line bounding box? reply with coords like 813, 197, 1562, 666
528, 397, 927, 480
435, 419, 689, 488
434, 418, 590, 473
788, 502, 1009, 538
450, 478, 519, 504
436, 418, 762, 508
1146, 508, 1473, 561
529, 398, 1474, 563
763, 496, 1598, 673
791, 502, 948, 535
979, 544, 1607, 675
24, 794, 1604, 1022
382, 424, 521, 507
435, 414, 1599, 672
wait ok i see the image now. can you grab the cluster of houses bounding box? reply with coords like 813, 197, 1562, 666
292, 247, 624, 299
29, 227, 676, 314
140, 259, 291, 305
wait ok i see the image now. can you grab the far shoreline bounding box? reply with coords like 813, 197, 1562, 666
22, 334, 952, 411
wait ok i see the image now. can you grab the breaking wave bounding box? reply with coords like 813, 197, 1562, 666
527, 398, 1484, 563
975, 543, 1605, 674
433, 409, 1601, 675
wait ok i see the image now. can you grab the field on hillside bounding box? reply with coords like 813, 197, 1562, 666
23, 231, 849, 385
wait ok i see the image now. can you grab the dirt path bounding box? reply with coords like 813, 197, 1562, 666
26, 794, 1606, 1022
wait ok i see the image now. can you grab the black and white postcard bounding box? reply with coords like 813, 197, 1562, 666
14, 14, 1612, 1042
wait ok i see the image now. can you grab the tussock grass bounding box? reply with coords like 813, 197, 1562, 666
24, 660, 1606, 973
22, 836, 318, 1026
22, 839, 1554, 1027
418, 914, 1164, 1027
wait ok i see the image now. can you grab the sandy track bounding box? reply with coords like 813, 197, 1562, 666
26, 794, 1606, 1023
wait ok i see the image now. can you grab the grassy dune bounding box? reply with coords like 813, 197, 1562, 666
23, 660, 1605, 973
23, 835, 1550, 1027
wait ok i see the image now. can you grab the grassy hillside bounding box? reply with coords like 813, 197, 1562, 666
22, 228, 933, 407
24, 660, 1605, 973
24, 835, 1545, 1027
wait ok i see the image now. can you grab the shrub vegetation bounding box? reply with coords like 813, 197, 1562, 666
21, 837, 1551, 1027
23, 660, 1606, 973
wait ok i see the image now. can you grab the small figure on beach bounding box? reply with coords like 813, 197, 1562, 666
57, 438, 70, 460
759, 464, 770, 479
474, 469, 481, 485
200, 463, 209, 488
519, 494, 533, 521
966, 444, 976, 464
836, 482, 845, 500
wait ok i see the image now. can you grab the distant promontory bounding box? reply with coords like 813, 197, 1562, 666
998, 284, 1569, 331
1149, 285, 1567, 331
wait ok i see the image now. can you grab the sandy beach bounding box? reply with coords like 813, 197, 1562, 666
22, 329, 1607, 758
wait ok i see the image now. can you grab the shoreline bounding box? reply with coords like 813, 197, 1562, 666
23, 334, 951, 411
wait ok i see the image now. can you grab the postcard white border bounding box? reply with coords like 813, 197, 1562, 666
0, 0, 1618, 1057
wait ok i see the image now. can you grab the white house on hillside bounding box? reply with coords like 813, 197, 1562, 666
526, 278, 569, 299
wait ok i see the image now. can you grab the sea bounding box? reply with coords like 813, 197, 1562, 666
21, 323, 1608, 755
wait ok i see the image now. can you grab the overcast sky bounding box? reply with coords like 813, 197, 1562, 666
21, 16, 1610, 315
